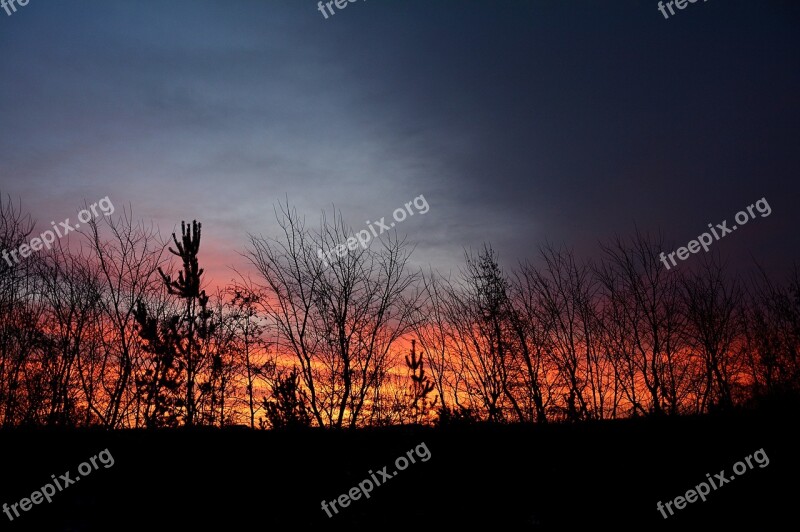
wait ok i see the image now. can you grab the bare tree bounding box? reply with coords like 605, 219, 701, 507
226, 285, 271, 429
247, 203, 421, 428
2, 192, 800, 429
507, 265, 553, 423
0, 194, 42, 426
412, 272, 458, 413
596, 232, 689, 416
83, 207, 167, 427
444, 246, 523, 422
743, 264, 800, 400
33, 244, 102, 426
681, 257, 743, 412
519, 245, 610, 421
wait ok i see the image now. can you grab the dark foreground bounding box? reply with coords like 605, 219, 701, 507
0, 406, 796, 531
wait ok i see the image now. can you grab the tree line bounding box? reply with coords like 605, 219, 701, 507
0, 197, 797, 429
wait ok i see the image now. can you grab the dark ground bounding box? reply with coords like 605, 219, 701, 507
0, 405, 797, 531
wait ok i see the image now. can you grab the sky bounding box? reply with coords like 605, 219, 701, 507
1, 0, 798, 285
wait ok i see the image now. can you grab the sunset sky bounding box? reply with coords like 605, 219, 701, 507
1, 0, 798, 285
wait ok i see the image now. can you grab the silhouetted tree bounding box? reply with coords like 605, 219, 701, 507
262, 367, 311, 429
0, 193, 799, 429
413, 272, 456, 413
445, 246, 522, 422
36, 249, 103, 426
247, 203, 421, 428
0, 194, 42, 427
436, 404, 479, 427
227, 286, 270, 429
405, 340, 437, 424
743, 264, 800, 401
682, 257, 742, 412
158, 220, 214, 426
508, 265, 553, 423
84, 207, 166, 428
133, 299, 184, 428
596, 232, 688, 416
520, 245, 605, 421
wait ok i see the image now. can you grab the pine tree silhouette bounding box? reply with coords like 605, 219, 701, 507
405, 340, 437, 424
133, 300, 184, 428
262, 367, 311, 429
156, 220, 213, 426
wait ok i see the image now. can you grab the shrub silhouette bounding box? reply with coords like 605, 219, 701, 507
262, 368, 311, 430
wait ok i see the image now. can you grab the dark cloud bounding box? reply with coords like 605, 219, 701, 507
0, 0, 797, 281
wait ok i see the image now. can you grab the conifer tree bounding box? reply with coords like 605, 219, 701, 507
405, 339, 437, 424
157, 220, 213, 426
